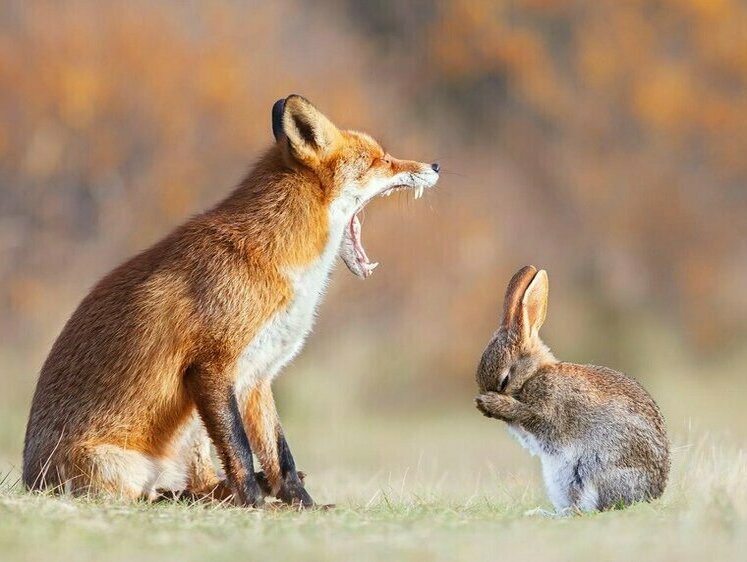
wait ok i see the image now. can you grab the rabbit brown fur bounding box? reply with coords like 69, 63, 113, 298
475, 266, 669, 512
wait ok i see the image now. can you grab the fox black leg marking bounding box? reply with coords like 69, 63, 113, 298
225, 392, 264, 502
278, 431, 297, 476
275, 431, 314, 507
186, 364, 263, 507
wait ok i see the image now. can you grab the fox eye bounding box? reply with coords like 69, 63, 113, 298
382, 154, 392, 165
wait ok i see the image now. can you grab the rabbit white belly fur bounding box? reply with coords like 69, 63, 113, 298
508, 425, 599, 511
507, 425, 543, 456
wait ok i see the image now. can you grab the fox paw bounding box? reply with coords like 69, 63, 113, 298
277, 474, 315, 508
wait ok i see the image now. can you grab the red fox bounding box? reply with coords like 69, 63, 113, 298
22, 95, 440, 507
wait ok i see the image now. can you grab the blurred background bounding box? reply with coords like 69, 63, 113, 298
1, 0, 746, 488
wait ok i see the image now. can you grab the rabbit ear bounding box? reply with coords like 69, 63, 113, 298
521, 269, 549, 338
502, 266, 538, 330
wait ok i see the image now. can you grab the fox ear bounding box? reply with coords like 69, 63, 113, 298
272, 98, 286, 141
521, 269, 549, 338
276, 95, 341, 166
502, 265, 538, 330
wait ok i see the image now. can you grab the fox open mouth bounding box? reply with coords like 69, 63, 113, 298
340, 184, 426, 279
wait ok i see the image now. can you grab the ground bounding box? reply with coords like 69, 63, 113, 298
2, 343, 746, 561
1, 408, 745, 562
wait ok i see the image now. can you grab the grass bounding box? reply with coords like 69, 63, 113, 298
2, 344, 746, 561
1, 428, 745, 562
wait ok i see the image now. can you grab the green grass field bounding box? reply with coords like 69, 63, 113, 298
2, 346, 746, 562
1, 417, 745, 562
0, 465, 742, 562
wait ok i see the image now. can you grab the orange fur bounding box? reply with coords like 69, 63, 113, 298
22, 95, 440, 505
243, 380, 282, 493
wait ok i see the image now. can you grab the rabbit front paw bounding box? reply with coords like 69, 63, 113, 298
475, 392, 517, 421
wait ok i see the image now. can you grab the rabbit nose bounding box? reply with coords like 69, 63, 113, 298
431, 162, 440, 173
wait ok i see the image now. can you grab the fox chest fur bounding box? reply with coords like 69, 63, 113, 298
234, 213, 347, 400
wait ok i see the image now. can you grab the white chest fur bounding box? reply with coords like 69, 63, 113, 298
508, 424, 588, 511
234, 208, 349, 401
507, 424, 544, 456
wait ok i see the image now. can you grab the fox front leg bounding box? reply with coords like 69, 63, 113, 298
243, 380, 314, 508
475, 392, 528, 423
185, 361, 264, 508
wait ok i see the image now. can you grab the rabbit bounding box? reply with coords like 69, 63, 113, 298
475, 265, 669, 513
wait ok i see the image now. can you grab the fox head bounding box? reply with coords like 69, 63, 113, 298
271, 94, 440, 278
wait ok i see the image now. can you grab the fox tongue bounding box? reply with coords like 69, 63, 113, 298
340, 212, 379, 279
